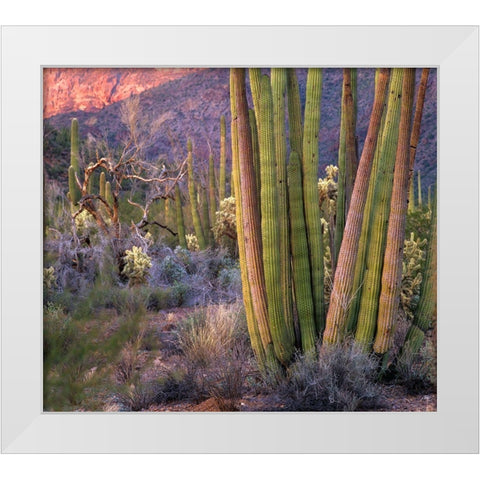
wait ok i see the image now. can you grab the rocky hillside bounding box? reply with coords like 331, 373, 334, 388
44, 68, 437, 189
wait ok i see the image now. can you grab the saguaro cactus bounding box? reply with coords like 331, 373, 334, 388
288, 151, 316, 353
259, 73, 294, 364
374, 68, 416, 354
70, 118, 80, 174
187, 139, 207, 250
355, 68, 404, 349
302, 68, 325, 334
323, 68, 390, 344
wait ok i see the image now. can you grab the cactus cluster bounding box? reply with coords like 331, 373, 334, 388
229, 67, 435, 371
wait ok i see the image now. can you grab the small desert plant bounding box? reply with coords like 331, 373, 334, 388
185, 234, 199, 252
122, 246, 152, 286
113, 381, 159, 411
395, 340, 436, 394
279, 340, 380, 411
212, 196, 237, 254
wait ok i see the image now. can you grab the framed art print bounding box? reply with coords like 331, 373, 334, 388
1, 25, 478, 453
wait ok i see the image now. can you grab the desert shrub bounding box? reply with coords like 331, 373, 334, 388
113, 381, 160, 412
157, 254, 187, 284
395, 341, 436, 394
43, 303, 77, 362
122, 246, 152, 286
153, 367, 199, 403
176, 303, 247, 368
217, 266, 242, 299
279, 340, 380, 411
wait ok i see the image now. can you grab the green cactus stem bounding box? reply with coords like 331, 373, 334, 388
99, 171, 106, 198
271, 68, 294, 342
175, 184, 187, 249
68, 165, 81, 206
70, 118, 80, 174
302, 68, 325, 335
417, 170, 422, 207
105, 181, 113, 208
249, 108, 261, 205
323, 68, 390, 344
208, 153, 217, 244
200, 183, 211, 246
288, 151, 316, 353
374, 68, 416, 354
354, 68, 404, 350
231, 68, 276, 367
286, 69, 303, 159
219, 115, 227, 201
187, 139, 207, 250
259, 73, 294, 364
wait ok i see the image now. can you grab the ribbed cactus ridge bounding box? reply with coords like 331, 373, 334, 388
323, 68, 390, 344
401, 191, 437, 357
68, 165, 81, 205
187, 140, 207, 250
344, 68, 358, 217
249, 109, 261, 204
302, 68, 325, 335
334, 70, 348, 263
374, 68, 416, 354
287, 151, 316, 353
259, 74, 294, 364
70, 118, 80, 174
99, 172, 106, 198
286, 69, 303, 159
417, 170, 422, 207
346, 70, 389, 334
271, 68, 294, 343
219, 115, 227, 201
428, 185, 431, 211
231, 68, 276, 366
248, 68, 262, 129
175, 184, 187, 249
355, 68, 404, 349
230, 74, 266, 367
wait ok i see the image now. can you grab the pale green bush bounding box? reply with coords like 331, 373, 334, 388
122, 246, 152, 286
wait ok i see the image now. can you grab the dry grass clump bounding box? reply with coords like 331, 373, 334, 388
279, 339, 381, 411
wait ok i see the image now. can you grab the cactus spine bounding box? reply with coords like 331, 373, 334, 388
219, 115, 227, 201
271, 68, 294, 343
374, 68, 416, 354
187, 139, 207, 250
288, 151, 316, 353
324, 68, 390, 344
175, 184, 187, 249
354, 68, 404, 349
259, 73, 294, 364
302, 68, 325, 335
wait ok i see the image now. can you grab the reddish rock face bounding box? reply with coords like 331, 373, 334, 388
43, 67, 198, 118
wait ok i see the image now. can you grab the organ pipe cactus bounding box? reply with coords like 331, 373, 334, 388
187, 139, 207, 250
175, 184, 187, 249
231, 68, 277, 366
249, 108, 261, 204
271, 68, 294, 341
219, 115, 227, 201
99, 171, 106, 198
355, 68, 404, 350
208, 153, 217, 244
374, 68, 416, 354
302, 68, 325, 335
230, 73, 265, 367
417, 170, 422, 207
68, 165, 81, 206
323, 68, 390, 344
287, 151, 316, 353
259, 73, 294, 364
201, 183, 211, 246
286, 68, 303, 159
70, 118, 80, 174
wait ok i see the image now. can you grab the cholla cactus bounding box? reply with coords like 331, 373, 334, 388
212, 196, 236, 243
122, 246, 152, 286
318, 164, 339, 215
401, 233, 427, 320
43, 266, 57, 290
185, 234, 200, 252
